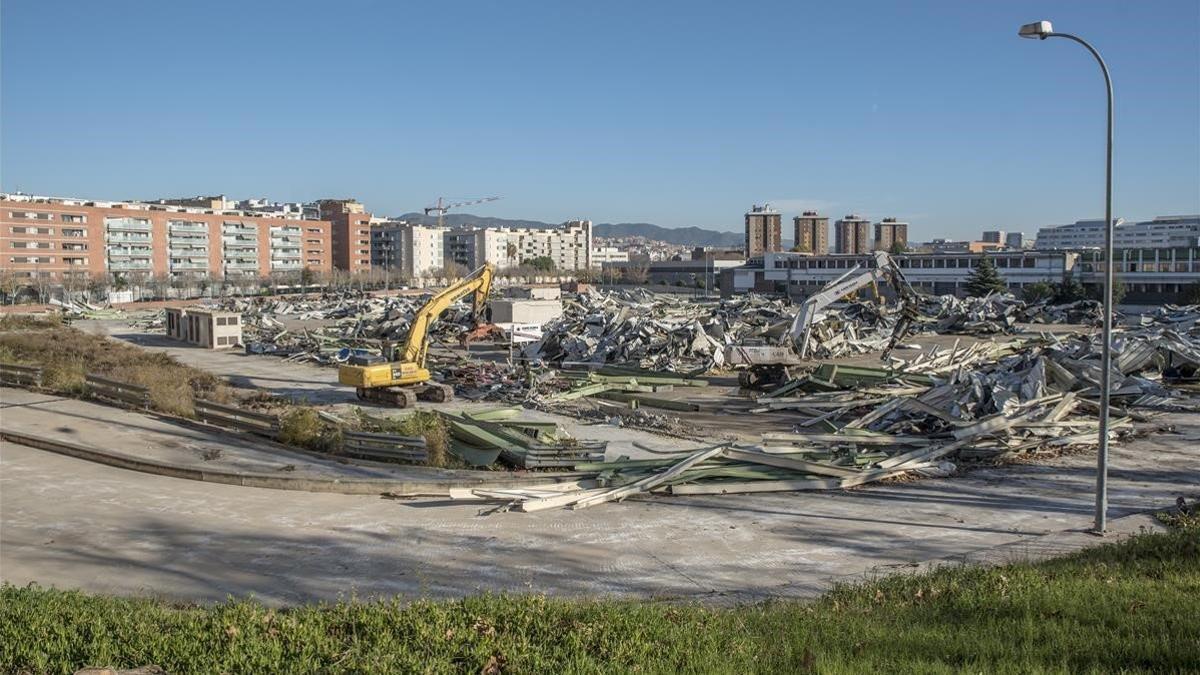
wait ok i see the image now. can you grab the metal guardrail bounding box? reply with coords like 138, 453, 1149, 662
0, 363, 43, 388
193, 399, 281, 437
342, 430, 428, 463
84, 373, 150, 409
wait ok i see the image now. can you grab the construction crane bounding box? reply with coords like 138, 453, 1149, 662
337, 263, 495, 407
424, 196, 502, 228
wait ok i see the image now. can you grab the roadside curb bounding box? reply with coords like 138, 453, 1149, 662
0, 430, 580, 496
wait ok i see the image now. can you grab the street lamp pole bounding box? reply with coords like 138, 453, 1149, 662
1020, 20, 1114, 533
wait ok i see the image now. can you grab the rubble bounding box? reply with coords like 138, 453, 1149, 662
453, 318, 1200, 510
222, 292, 478, 364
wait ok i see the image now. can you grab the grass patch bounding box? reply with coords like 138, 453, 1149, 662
0, 323, 230, 415
0, 313, 62, 331
3, 518, 1198, 673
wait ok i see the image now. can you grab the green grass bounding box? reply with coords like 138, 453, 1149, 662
3, 517, 1198, 674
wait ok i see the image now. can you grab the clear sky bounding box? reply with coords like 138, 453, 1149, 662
2, 1, 1197, 239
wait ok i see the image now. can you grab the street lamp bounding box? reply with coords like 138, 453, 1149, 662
1019, 20, 1115, 534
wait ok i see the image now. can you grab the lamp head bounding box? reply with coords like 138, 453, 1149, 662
1019, 20, 1054, 39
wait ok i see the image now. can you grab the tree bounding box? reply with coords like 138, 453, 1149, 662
963, 256, 1008, 297
1183, 282, 1200, 305
1022, 281, 1056, 303
527, 256, 556, 273
1089, 278, 1127, 305
1053, 274, 1087, 303
888, 240, 908, 255
300, 266, 317, 288
621, 262, 649, 285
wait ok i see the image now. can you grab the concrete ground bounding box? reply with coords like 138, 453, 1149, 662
2, 409, 1195, 605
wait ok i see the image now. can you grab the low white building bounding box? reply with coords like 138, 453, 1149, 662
1034, 215, 1200, 250
725, 250, 1077, 298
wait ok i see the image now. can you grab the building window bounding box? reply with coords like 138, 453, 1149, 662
60, 214, 87, 223
10, 211, 55, 220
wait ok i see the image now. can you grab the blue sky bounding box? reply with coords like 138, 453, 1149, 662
2, 1, 1197, 239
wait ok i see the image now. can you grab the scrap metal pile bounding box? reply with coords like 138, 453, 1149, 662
522, 290, 791, 373
452, 320, 1200, 511
223, 293, 476, 363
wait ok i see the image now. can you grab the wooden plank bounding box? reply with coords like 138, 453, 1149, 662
760, 432, 926, 446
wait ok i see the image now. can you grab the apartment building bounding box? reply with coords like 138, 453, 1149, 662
725, 250, 1075, 298
443, 227, 513, 271
590, 245, 629, 266
371, 222, 446, 277
444, 221, 593, 272
982, 230, 1005, 244
506, 220, 593, 271
792, 211, 829, 254
316, 198, 372, 273
834, 214, 872, 254
1006, 232, 1026, 249
1, 194, 331, 281
873, 218, 909, 251
744, 205, 782, 257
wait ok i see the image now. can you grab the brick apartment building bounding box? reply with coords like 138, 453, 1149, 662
316, 199, 372, 274
1, 194, 332, 282
745, 204, 782, 257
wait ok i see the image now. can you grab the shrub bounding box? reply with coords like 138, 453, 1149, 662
278, 407, 327, 451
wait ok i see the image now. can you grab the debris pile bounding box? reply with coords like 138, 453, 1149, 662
453, 321, 1200, 510
224, 293, 477, 364
524, 290, 803, 373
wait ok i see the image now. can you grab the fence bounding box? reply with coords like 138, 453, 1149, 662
0, 363, 43, 388
342, 430, 428, 463
84, 373, 150, 408
193, 399, 281, 437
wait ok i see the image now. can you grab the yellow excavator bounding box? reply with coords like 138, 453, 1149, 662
338, 263, 495, 407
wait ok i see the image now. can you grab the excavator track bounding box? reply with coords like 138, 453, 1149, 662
356, 386, 417, 408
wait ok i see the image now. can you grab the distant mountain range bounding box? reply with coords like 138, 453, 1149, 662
395, 212, 744, 248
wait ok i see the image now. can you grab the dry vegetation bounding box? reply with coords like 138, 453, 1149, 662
0, 319, 231, 416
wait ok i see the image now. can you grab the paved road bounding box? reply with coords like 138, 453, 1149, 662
3, 415, 1195, 605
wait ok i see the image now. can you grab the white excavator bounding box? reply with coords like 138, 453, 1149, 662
725, 251, 919, 388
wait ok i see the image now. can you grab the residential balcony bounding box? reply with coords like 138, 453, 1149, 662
170, 261, 209, 270
169, 232, 209, 241
109, 260, 152, 270
271, 249, 302, 259
222, 240, 259, 251
271, 261, 302, 270
271, 235, 302, 245
107, 248, 154, 257
106, 233, 152, 243
223, 260, 259, 270
168, 222, 209, 234
222, 225, 258, 235
105, 219, 152, 232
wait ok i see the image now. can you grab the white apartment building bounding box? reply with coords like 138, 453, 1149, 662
506, 220, 593, 271
444, 227, 514, 271
590, 245, 629, 266
371, 222, 446, 277
1034, 215, 1200, 250
443, 220, 593, 271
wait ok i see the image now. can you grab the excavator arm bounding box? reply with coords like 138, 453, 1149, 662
337, 263, 494, 404
399, 263, 494, 368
